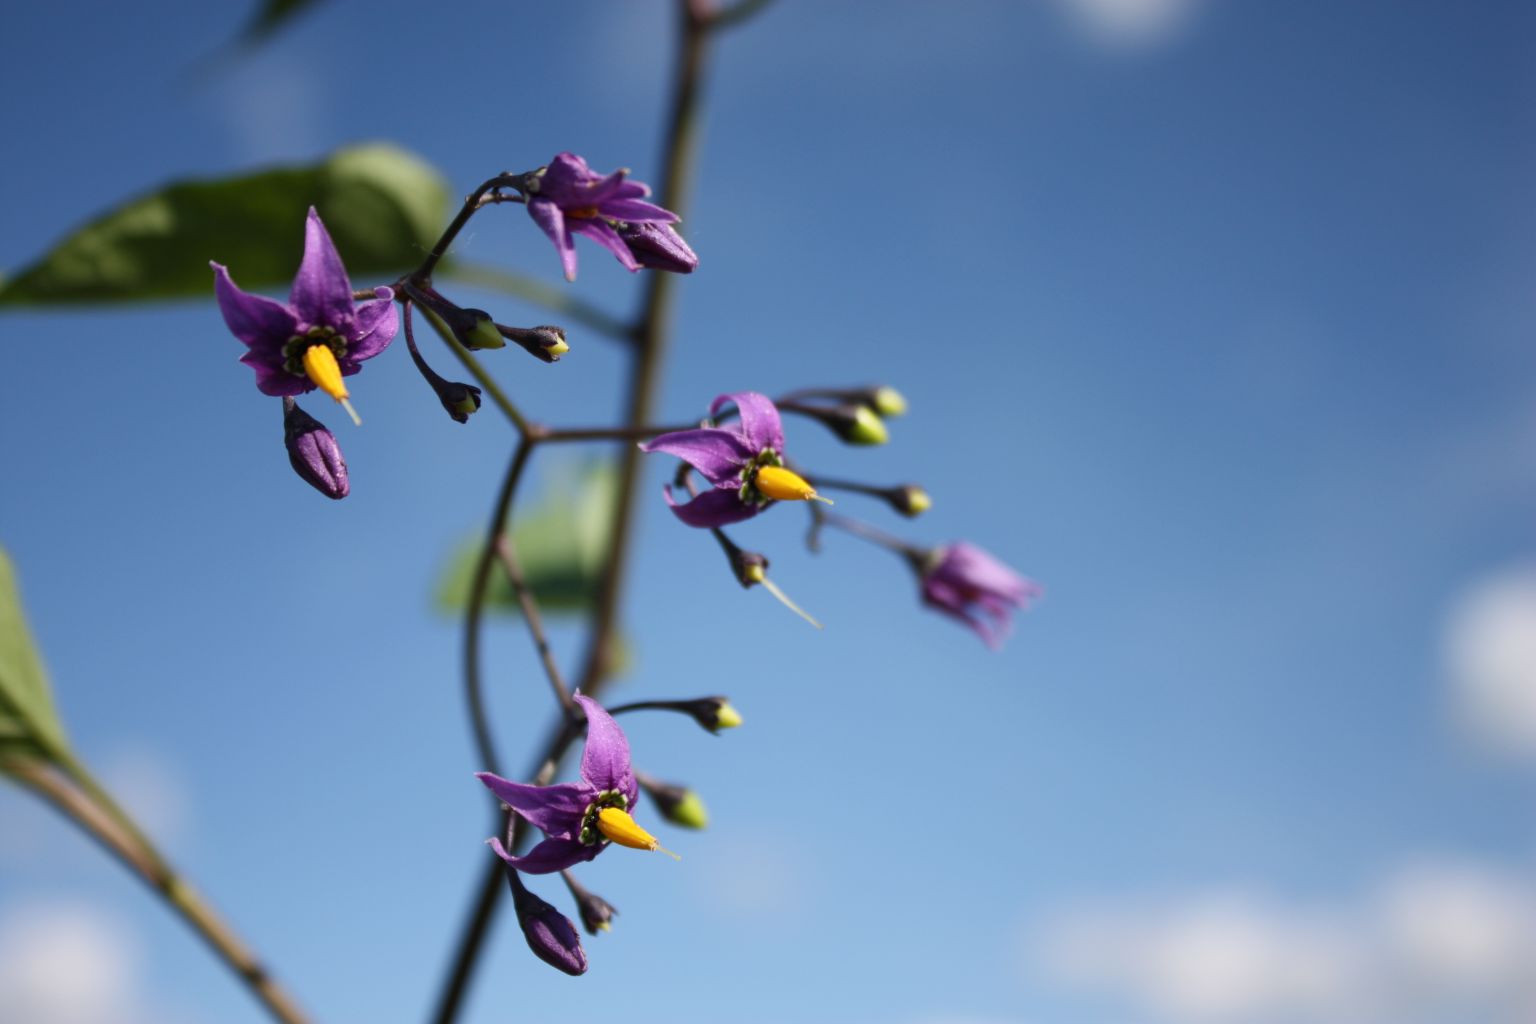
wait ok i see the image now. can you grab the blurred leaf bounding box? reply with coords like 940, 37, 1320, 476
0, 548, 67, 764
0, 143, 449, 307
244, 0, 324, 43
438, 463, 619, 617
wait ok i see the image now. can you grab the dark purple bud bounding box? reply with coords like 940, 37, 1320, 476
561, 871, 619, 936
282, 398, 349, 499
674, 696, 743, 733
497, 324, 569, 363
507, 869, 587, 975
618, 222, 699, 274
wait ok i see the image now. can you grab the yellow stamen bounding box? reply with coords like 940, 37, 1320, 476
755, 465, 833, 505
596, 807, 680, 860
568, 206, 600, 219
301, 344, 362, 425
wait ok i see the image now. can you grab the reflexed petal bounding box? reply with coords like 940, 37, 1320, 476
348, 290, 399, 362
290, 208, 355, 328
528, 199, 578, 282
574, 695, 636, 803
935, 543, 1040, 605
488, 835, 596, 875
212, 262, 297, 349
711, 392, 784, 455
582, 168, 633, 205
597, 197, 678, 224
921, 578, 1003, 649
239, 349, 310, 397
539, 152, 599, 204
570, 219, 641, 272
640, 427, 753, 486
475, 774, 591, 839
663, 485, 761, 529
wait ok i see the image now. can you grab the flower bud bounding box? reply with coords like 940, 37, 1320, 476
618, 222, 699, 274
508, 869, 587, 975
888, 484, 932, 518
639, 776, 709, 830
282, 398, 349, 499
561, 872, 618, 935
780, 401, 889, 446
867, 385, 908, 418
498, 324, 569, 363
461, 311, 507, 351
436, 380, 483, 424
680, 696, 742, 733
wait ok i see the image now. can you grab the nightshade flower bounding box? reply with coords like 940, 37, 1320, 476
476, 694, 677, 874
211, 208, 398, 425
919, 542, 1042, 649
524, 153, 689, 282
639, 392, 831, 529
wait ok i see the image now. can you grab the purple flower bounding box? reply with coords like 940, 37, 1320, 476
525, 153, 689, 282
639, 392, 830, 529
476, 694, 675, 874
282, 398, 348, 499
211, 208, 397, 424
920, 542, 1042, 649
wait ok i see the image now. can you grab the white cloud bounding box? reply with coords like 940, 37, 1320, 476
1444, 566, 1536, 757
0, 904, 147, 1024
1053, 0, 1203, 48
1032, 860, 1536, 1023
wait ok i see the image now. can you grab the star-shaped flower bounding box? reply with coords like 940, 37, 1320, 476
476, 694, 675, 874
524, 153, 692, 282
919, 542, 1041, 649
211, 208, 397, 424
640, 391, 830, 529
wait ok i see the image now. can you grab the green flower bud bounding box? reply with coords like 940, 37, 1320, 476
846, 405, 889, 446
869, 386, 908, 418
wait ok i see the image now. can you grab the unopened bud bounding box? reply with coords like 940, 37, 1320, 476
681, 696, 742, 733
436, 380, 483, 424
508, 869, 587, 975
867, 386, 908, 418
462, 312, 507, 351
561, 872, 618, 936
618, 222, 699, 274
782, 401, 889, 446
499, 324, 569, 363
639, 776, 709, 830
888, 484, 931, 518
282, 398, 349, 499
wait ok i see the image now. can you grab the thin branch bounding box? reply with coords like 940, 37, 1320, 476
416, 174, 525, 280
5, 759, 311, 1024
462, 441, 536, 775
412, 302, 532, 436
493, 535, 575, 713
440, 262, 632, 343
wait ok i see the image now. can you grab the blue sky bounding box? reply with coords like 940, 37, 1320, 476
2, 1, 1535, 1022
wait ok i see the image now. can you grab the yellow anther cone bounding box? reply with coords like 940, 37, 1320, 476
755, 465, 831, 504
596, 807, 679, 859
301, 344, 361, 426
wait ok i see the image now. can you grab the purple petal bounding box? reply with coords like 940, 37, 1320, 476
539, 152, 601, 203
239, 350, 310, 397
476, 774, 591, 839
711, 392, 784, 455
582, 168, 635, 206
290, 208, 355, 328
212, 262, 297, 351
570, 218, 642, 272
488, 835, 597, 875
663, 485, 761, 529
640, 427, 753, 486
597, 198, 678, 224
528, 199, 578, 282
934, 543, 1041, 606
347, 289, 398, 362
574, 694, 637, 804
921, 578, 1005, 650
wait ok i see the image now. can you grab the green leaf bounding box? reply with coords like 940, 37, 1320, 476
0, 143, 449, 307
0, 547, 68, 764
437, 463, 619, 617
243, 0, 324, 43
